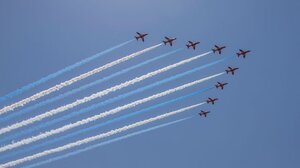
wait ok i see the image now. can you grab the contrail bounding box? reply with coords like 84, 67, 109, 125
0, 39, 134, 103
0, 51, 212, 135
0, 56, 227, 144
22, 117, 193, 168
0, 103, 204, 167
0, 73, 222, 153
0, 49, 183, 123
1, 87, 213, 160
0, 43, 162, 115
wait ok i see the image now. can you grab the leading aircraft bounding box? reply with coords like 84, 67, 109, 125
135, 32, 148, 42
186, 41, 200, 50
206, 97, 218, 105
225, 66, 239, 75
237, 49, 251, 58
163, 36, 176, 46
212, 45, 226, 54
215, 82, 228, 90
198, 110, 210, 117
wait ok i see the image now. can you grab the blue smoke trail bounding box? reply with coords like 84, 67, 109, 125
0, 49, 182, 123
0, 39, 134, 103
0, 56, 227, 146
0, 87, 212, 161
21, 116, 193, 168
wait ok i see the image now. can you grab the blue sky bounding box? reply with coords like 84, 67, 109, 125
0, 0, 299, 168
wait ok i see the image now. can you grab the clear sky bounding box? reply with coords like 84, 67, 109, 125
0, 0, 299, 168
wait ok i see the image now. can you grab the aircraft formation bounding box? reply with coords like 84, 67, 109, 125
0, 32, 251, 167
136, 32, 250, 118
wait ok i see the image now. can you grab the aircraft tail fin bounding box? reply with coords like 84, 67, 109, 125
212, 49, 216, 53
186, 44, 190, 48
163, 41, 167, 45
237, 53, 241, 57
135, 36, 139, 41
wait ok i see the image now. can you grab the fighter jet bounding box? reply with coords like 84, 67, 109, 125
135, 32, 148, 42
198, 110, 210, 117
186, 41, 200, 50
237, 49, 251, 58
206, 97, 218, 105
225, 66, 239, 75
163, 36, 176, 46
215, 82, 228, 90
212, 45, 226, 54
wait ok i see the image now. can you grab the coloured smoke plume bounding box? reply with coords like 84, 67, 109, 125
0, 72, 223, 152
0, 51, 212, 135
0, 40, 134, 103
0, 43, 162, 115
1, 56, 228, 147
0, 49, 182, 123
0, 102, 205, 167
23, 117, 192, 168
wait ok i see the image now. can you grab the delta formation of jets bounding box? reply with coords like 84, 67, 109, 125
135, 32, 251, 118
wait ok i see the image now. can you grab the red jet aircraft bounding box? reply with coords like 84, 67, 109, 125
163, 36, 176, 46
215, 82, 228, 90
237, 49, 251, 58
186, 41, 200, 50
212, 45, 226, 54
135, 32, 148, 42
206, 97, 218, 105
199, 110, 210, 117
225, 66, 239, 75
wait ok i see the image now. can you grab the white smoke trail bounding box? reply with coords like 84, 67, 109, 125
0, 43, 162, 115
0, 72, 222, 153
0, 102, 205, 167
22, 117, 192, 168
0, 51, 212, 135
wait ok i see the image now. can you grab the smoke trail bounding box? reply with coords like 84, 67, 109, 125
0, 56, 227, 145
0, 51, 212, 135
0, 49, 182, 123
0, 103, 204, 167
1, 87, 213, 160
22, 116, 193, 168
0, 73, 222, 153
0, 43, 162, 115
0, 40, 134, 103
